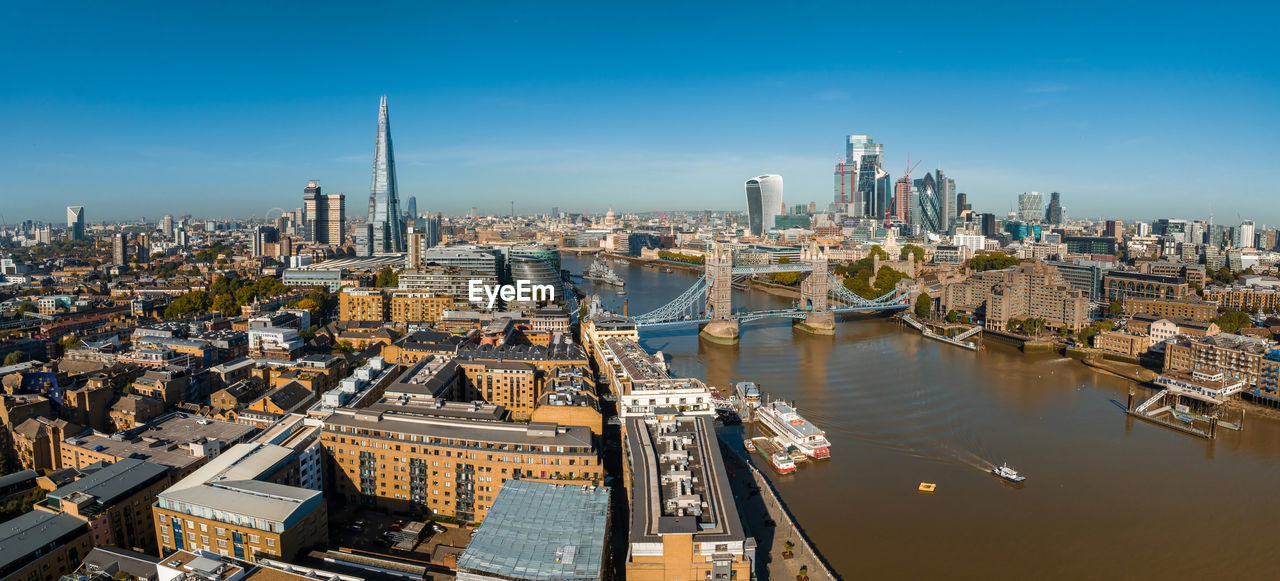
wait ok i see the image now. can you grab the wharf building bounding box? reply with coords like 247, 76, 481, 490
320, 395, 602, 523
624, 413, 753, 581
1103, 271, 1190, 303
59, 413, 257, 480
1204, 286, 1280, 313
1163, 333, 1276, 389
339, 288, 453, 323
942, 261, 1090, 332
454, 338, 594, 422
152, 441, 328, 562
583, 316, 715, 419
456, 480, 610, 581
1121, 296, 1219, 322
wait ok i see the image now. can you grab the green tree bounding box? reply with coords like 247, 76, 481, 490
968, 253, 1020, 272
374, 266, 400, 288
868, 245, 890, 261
914, 293, 932, 318
59, 336, 82, 350
211, 293, 238, 317
1215, 309, 1253, 334
900, 244, 925, 263
1107, 301, 1123, 314
15, 302, 36, 314
3, 351, 26, 366
331, 340, 357, 354
945, 310, 959, 323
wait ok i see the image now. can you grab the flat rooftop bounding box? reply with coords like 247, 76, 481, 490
626, 415, 745, 544
64, 414, 257, 469
457, 480, 609, 581
0, 511, 89, 573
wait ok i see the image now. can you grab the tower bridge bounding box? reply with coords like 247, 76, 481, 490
632, 242, 909, 343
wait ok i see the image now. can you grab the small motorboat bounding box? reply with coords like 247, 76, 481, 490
918, 482, 937, 493
744, 439, 756, 453
992, 463, 1026, 483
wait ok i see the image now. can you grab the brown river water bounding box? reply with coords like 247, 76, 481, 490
568, 255, 1280, 580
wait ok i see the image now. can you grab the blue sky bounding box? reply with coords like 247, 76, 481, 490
2, 2, 1277, 224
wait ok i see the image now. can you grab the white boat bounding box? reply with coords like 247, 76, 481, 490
756, 401, 830, 459
992, 463, 1026, 483
734, 382, 762, 408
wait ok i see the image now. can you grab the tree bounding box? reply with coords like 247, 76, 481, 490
900, 244, 925, 263
945, 310, 959, 323
914, 293, 932, 318
868, 245, 890, 261
211, 294, 238, 317
15, 302, 36, 314
3, 351, 26, 366
375, 266, 399, 288
1215, 309, 1253, 334
59, 336, 82, 350
968, 253, 1019, 272
1108, 301, 1123, 315
331, 340, 357, 354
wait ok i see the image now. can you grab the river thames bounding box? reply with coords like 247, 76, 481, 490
567, 254, 1280, 579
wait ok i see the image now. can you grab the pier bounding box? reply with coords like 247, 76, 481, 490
1125, 389, 1241, 439
720, 439, 840, 581
899, 314, 982, 351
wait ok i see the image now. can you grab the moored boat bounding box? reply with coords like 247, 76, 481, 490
735, 382, 762, 409
769, 451, 797, 474
744, 439, 756, 453
756, 400, 830, 459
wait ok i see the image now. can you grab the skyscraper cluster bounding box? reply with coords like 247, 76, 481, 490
833, 135, 890, 219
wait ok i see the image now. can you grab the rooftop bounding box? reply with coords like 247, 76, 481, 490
0, 511, 89, 573
159, 443, 321, 525
457, 480, 609, 581
46, 458, 169, 513
64, 414, 257, 470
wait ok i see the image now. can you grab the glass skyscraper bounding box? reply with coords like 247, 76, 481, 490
745, 174, 784, 236
834, 135, 886, 218
367, 96, 405, 253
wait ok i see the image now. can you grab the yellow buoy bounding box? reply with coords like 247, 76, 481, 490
918, 482, 937, 493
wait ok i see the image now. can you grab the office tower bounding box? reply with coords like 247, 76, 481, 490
834, 135, 887, 218
162, 214, 174, 239
1239, 220, 1256, 249
302, 181, 346, 245
112, 232, 126, 264
367, 96, 404, 253
936, 169, 955, 231
892, 177, 911, 223
66, 206, 85, 241
406, 196, 417, 220
980, 213, 998, 238
1104, 220, 1123, 238
1017, 192, 1043, 222
1137, 222, 1151, 237
956, 193, 969, 214
1045, 192, 1063, 225
744, 174, 784, 236
912, 172, 942, 233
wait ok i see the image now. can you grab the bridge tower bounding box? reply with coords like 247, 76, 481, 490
699, 243, 739, 344
797, 241, 836, 335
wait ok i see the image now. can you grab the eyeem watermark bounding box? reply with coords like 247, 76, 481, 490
468, 279, 555, 308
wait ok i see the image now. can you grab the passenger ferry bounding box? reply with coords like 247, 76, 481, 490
769, 451, 797, 474
991, 463, 1026, 483
756, 401, 831, 459
734, 382, 762, 408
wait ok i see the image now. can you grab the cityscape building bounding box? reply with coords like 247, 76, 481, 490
367, 96, 405, 253
1017, 192, 1043, 222
744, 174, 784, 236
1045, 192, 1063, 225
66, 206, 85, 241
302, 181, 345, 245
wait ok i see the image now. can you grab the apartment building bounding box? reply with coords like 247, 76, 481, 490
1163, 333, 1276, 388
37, 458, 171, 554
1204, 286, 1280, 312
339, 289, 388, 322
152, 442, 328, 562
624, 414, 753, 581
389, 290, 452, 323
942, 261, 1089, 332
321, 397, 601, 523
0, 511, 94, 581
1122, 296, 1219, 322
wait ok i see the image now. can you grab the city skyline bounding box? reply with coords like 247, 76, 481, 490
2, 2, 1277, 223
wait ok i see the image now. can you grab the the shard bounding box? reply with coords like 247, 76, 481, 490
367, 95, 404, 253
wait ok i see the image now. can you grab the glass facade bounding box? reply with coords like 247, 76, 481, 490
367, 96, 405, 253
